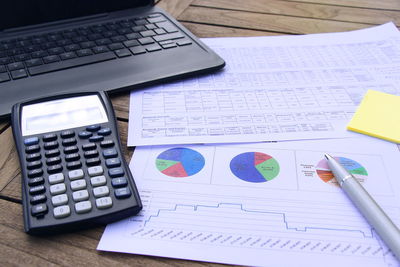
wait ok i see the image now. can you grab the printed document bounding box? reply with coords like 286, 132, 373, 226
98, 137, 400, 266
128, 23, 400, 146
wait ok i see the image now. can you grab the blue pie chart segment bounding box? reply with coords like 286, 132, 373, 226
156, 147, 205, 177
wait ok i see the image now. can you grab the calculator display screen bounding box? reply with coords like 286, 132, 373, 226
21, 95, 108, 136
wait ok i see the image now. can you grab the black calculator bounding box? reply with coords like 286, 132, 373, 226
11, 91, 142, 234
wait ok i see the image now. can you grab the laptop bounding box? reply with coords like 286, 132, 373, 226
0, 0, 225, 118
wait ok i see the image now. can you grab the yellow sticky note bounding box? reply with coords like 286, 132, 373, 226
347, 90, 400, 143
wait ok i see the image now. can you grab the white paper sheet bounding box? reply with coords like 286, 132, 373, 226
98, 137, 400, 266
128, 23, 400, 146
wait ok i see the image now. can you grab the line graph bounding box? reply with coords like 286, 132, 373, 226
126, 190, 398, 262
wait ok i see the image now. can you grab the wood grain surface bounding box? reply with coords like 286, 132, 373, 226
0, 0, 398, 265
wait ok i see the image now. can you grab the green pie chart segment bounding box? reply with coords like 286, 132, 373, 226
230, 152, 280, 183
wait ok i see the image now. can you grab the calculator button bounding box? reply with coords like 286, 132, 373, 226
90, 175, 107, 187
64, 145, 78, 154
70, 179, 87, 191
62, 137, 77, 146
46, 156, 61, 165
44, 141, 59, 150
98, 128, 111, 136
89, 135, 104, 142
109, 167, 124, 178
106, 158, 121, 168
30, 194, 47, 205
111, 177, 128, 188
115, 187, 132, 199
66, 160, 82, 170
48, 173, 64, 184
50, 183, 66, 195
26, 144, 40, 153
65, 153, 80, 162
95, 196, 113, 209
45, 149, 60, 158
27, 160, 42, 170
53, 205, 71, 219
93, 186, 110, 197
32, 203, 48, 217
86, 157, 101, 166
68, 169, 84, 180
103, 148, 118, 158
51, 194, 68, 206
84, 150, 99, 158
87, 125, 101, 132
75, 201, 92, 214
72, 190, 89, 202
78, 131, 92, 139
26, 153, 41, 162
100, 140, 114, 148
28, 177, 44, 186
28, 168, 43, 178
29, 185, 46, 195
82, 143, 96, 151
60, 130, 75, 138
43, 133, 57, 142
88, 166, 103, 176
48, 164, 63, 174
24, 137, 39, 146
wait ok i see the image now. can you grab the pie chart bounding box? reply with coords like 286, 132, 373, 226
156, 148, 205, 177
316, 156, 368, 186
230, 152, 280, 183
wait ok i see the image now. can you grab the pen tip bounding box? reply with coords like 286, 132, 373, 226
324, 153, 331, 160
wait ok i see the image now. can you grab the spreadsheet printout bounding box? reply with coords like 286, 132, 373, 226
98, 137, 400, 266
128, 22, 400, 146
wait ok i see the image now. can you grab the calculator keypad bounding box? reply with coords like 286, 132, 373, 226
23, 124, 132, 220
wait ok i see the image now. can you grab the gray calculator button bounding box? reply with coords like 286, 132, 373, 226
96, 196, 113, 209
50, 183, 66, 195
88, 166, 103, 176
72, 190, 89, 202
51, 194, 68, 206
93, 186, 109, 197
90, 175, 107, 187
75, 201, 92, 214
48, 173, 64, 184
68, 169, 84, 180
53, 205, 71, 218
70, 179, 87, 191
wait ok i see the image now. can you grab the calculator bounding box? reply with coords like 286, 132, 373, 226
11, 91, 142, 234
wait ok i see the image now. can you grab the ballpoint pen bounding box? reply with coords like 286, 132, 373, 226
324, 153, 400, 260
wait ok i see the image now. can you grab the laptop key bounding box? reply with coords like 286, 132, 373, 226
0, 65, 6, 72
123, 40, 139, 47
48, 47, 64, 55
131, 26, 147, 32
43, 55, 60, 64
108, 43, 124, 50
177, 39, 192, 46
129, 46, 146, 55
28, 52, 116, 75
76, 49, 93, 57
153, 32, 184, 42
156, 22, 179, 33
25, 58, 43, 67
145, 43, 162, 52
7, 62, 25, 71
11, 69, 28, 79
0, 73, 10, 82
126, 33, 141, 40
92, 46, 109, 54
138, 37, 154, 45
114, 49, 131, 58
60, 52, 77, 60
0, 57, 13, 65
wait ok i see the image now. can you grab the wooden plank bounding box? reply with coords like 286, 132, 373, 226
283, 0, 400, 11
0, 199, 212, 266
110, 93, 130, 120
0, 121, 132, 201
182, 22, 282, 37
178, 6, 374, 34
156, 0, 194, 17
193, 0, 400, 26
0, 126, 20, 196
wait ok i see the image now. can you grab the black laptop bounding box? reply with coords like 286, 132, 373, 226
0, 0, 225, 118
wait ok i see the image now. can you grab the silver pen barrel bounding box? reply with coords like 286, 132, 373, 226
325, 154, 400, 260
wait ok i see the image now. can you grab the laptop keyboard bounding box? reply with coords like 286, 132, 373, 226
0, 13, 193, 83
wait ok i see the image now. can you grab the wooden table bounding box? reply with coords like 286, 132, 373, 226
0, 0, 399, 265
